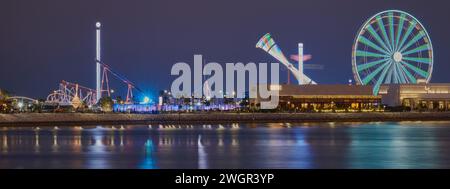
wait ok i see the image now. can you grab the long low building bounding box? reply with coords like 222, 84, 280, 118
252, 84, 382, 112
251, 83, 450, 112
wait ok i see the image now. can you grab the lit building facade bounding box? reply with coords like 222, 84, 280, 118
252, 84, 382, 112
250, 83, 450, 112
380, 84, 450, 111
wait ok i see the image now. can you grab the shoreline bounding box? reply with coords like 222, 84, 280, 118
1, 112, 450, 126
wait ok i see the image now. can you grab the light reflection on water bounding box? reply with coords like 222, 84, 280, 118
1, 122, 450, 169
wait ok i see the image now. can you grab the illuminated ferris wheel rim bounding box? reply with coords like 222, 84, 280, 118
352, 10, 434, 89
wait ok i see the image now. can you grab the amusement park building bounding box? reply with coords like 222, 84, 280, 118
252, 83, 450, 112
252, 84, 382, 112
380, 83, 450, 111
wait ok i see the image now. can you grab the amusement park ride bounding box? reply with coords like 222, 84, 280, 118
352, 10, 433, 95
257, 33, 317, 85
45, 22, 143, 108
257, 10, 433, 97
43, 9, 433, 108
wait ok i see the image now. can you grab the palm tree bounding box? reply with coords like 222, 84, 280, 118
0, 89, 12, 113
115, 96, 124, 104
97, 96, 114, 112
0, 89, 11, 100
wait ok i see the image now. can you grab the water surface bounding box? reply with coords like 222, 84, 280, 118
1, 121, 450, 169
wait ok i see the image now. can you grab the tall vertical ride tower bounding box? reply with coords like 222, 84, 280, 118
298, 43, 304, 85
96, 22, 102, 102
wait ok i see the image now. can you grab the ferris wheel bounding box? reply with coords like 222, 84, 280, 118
352, 10, 433, 95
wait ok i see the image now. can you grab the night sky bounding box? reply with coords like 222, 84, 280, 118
1, 0, 449, 99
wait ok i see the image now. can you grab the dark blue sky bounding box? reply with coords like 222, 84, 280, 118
1, 0, 449, 99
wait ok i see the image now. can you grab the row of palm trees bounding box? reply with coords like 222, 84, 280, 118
0, 89, 12, 113
0, 88, 45, 113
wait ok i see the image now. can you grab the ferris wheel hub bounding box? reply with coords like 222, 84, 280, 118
393, 52, 403, 62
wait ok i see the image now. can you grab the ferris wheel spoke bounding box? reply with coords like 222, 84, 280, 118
400, 61, 429, 78
358, 36, 390, 55
392, 61, 400, 83
385, 61, 395, 84
402, 44, 430, 56
399, 31, 426, 52
401, 66, 411, 83
357, 58, 388, 72
362, 61, 390, 85
367, 25, 391, 53
383, 62, 392, 83
356, 50, 389, 58
373, 61, 391, 95
402, 57, 431, 64
395, 14, 407, 51
397, 21, 417, 52
388, 12, 395, 50
395, 62, 407, 83
376, 16, 393, 52
398, 62, 417, 83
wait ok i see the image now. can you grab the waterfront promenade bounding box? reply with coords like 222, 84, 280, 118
1, 112, 450, 126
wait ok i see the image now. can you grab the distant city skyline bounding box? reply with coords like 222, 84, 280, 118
1, 0, 450, 99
